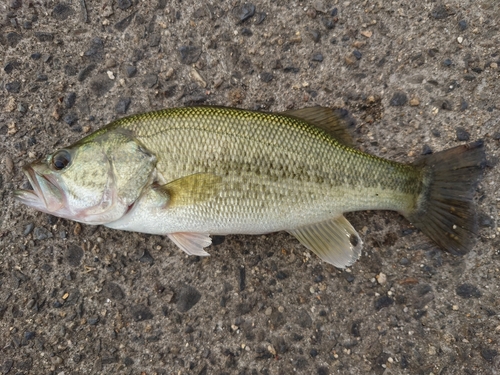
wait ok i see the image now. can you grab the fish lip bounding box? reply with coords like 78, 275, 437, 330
15, 164, 64, 212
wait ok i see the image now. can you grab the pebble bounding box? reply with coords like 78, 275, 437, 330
34, 227, 53, 240
5, 81, 21, 93
178, 46, 202, 65
374, 296, 394, 310
443, 58, 452, 67
35, 32, 54, 42
6, 32, 22, 47
296, 309, 312, 328
235, 3, 256, 23
456, 127, 470, 141
430, 5, 451, 19
64, 92, 77, 108
458, 20, 467, 31
376, 273, 387, 285
23, 223, 35, 236
114, 12, 136, 32
456, 283, 481, 298
457, 36, 463, 44
309, 29, 321, 43
52, 3, 73, 21
421, 144, 433, 155
176, 284, 201, 312
312, 53, 323, 62
77, 64, 96, 82
389, 91, 408, 106
353, 50, 362, 60
130, 304, 154, 321
115, 97, 131, 114
409, 97, 420, 106
103, 282, 125, 300
322, 18, 334, 30
481, 348, 498, 362
63, 113, 78, 126
117, 0, 132, 10
260, 72, 274, 82
125, 65, 137, 78
66, 245, 84, 267
90, 74, 115, 96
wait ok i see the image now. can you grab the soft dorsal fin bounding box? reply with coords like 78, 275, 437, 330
162, 173, 222, 207
282, 107, 355, 146
288, 216, 363, 268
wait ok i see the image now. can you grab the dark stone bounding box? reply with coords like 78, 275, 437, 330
84, 37, 104, 62
63, 112, 78, 126
88, 316, 100, 325
176, 285, 201, 312
239, 267, 246, 291
52, 3, 73, 21
255, 12, 266, 25
241, 27, 253, 36
64, 92, 76, 108
34, 32, 54, 42
310, 349, 318, 357
260, 72, 273, 82
309, 29, 321, 43
276, 271, 288, 280
342, 270, 355, 282
212, 236, 225, 246
322, 18, 334, 29
36, 73, 48, 81
4, 60, 19, 74
149, 33, 161, 47
297, 309, 312, 328
67, 245, 84, 267
123, 357, 134, 366
351, 320, 361, 337
331, 8, 338, 16
138, 248, 154, 264
430, 5, 451, 19
103, 282, 125, 300
421, 144, 433, 155
456, 127, 470, 141
6, 32, 22, 47
481, 348, 498, 362
178, 46, 202, 65
443, 58, 452, 67
235, 3, 256, 23
115, 97, 131, 114
235, 302, 252, 315
130, 304, 154, 321
24, 21, 32, 29
10, 0, 22, 9
493, 132, 500, 141
114, 11, 137, 32
456, 283, 481, 298
1, 359, 13, 374
31, 52, 42, 60
464, 74, 476, 81
23, 223, 34, 236
471, 67, 483, 74
440, 99, 452, 110
142, 74, 158, 88
5, 81, 21, 93
458, 20, 467, 31
353, 50, 362, 60
33, 227, 52, 240
317, 366, 329, 375
64, 64, 77, 76
117, 0, 132, 10
389, 91, 408, 106
374, 296, 394, 310
77, 64, 96, 82
125, 65, 137, 77
89, 74, 115, 96
312, 53, 323, 62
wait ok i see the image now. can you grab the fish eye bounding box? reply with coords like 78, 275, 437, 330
51, 150, 72, 171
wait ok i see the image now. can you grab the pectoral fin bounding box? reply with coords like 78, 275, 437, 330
288, 216, 362, 268
168, 232, 212, 256
162, 173, 222, 207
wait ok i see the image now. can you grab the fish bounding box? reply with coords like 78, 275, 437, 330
14, 106, 486, 268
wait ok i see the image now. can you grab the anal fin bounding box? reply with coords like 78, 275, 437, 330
288, 216, 362, 268
168, 232, 212, 256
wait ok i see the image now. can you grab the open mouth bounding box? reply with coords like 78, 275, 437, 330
14, 165, 64, 213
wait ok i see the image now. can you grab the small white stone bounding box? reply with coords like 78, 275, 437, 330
457, 36, 463, 44
107, 71, 115, 80
376, 272, 387, 285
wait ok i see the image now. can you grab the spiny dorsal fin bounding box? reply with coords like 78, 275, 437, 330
288, 215, 363, 268
162, 173, 222, 207
282, 107, 355, 146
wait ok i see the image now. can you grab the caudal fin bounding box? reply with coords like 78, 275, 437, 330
405, 141, 486, 255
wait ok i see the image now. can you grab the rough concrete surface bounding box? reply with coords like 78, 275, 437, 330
1, 1, 499, 374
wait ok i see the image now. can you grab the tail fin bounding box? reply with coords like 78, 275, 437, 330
405, 141, 486, 255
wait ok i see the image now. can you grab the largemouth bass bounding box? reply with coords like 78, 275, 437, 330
15, 106, 485, 268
